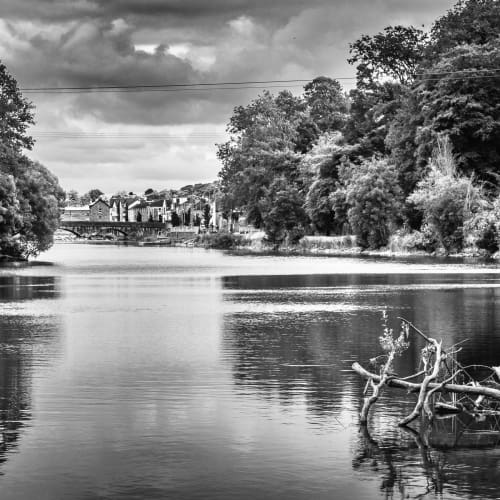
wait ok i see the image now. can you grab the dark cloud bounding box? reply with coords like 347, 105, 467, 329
0, 0, 324, 25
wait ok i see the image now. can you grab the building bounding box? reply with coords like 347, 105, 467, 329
89, 199, 110, 221
61, 206, 90, 221
128, 199, 148, 222
147, 199, 171, 222
109, 196, 137, 222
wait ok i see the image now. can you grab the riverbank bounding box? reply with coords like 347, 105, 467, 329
195, 232, 496, 260
14, 231, 496, 262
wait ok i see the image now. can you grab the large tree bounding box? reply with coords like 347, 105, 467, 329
0, 62, 64, 259
217, 91, 301, 228
345, 26, 428, 162
388, 38, 500, 192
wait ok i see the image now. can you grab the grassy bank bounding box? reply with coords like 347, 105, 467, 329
217, 231, 495, 259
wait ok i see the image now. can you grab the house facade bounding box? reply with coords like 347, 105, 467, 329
128, 199, 148, 222
89, 199, 110, 221
147, 199, 171, 222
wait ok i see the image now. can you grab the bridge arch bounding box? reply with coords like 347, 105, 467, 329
90, 228, 129, 238
58, 227, 83, 238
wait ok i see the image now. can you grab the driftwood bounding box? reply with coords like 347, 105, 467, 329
352, 362, 500, 401
353, 316, 500, 427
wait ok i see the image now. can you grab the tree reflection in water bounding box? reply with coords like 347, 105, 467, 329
0, 275, 61, 471
354, 415, 500, 499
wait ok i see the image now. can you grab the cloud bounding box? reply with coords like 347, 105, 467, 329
1, 0, 458, 192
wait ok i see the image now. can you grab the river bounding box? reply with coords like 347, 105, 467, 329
1, 243, 500, 499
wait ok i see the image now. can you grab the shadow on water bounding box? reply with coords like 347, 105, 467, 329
0, 276, 62, 472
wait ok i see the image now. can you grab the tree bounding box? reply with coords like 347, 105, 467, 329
388, 38, 500, 194
348, 25, 429, 87
66, 189, 80, 206
260, 178, 308, 246
0, 61, 35, 151
217, 91, 301, 227
183, 209, 191, 226
203, 204, 211, 228
0, 172, 22, 258
0, 61, 64, 259
0, 145, 65, 258
344, 83, 405, 158
171, 212, 180, 227
343, 157, 403, 249
303, 77, 348, 133
429, 0, 500, 56
86, 188, 104, 202
301, 133, 345, 234
414, 40, 500, 186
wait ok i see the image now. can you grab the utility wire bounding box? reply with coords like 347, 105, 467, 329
22, 84, 306, 94
20, 69, 500, 94
21, 79, 314, 92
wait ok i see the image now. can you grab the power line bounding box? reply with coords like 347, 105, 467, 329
21, 79, 316, 92
34, 135, 225, 140
22, 84, 307, 95
20, 69, 500, 94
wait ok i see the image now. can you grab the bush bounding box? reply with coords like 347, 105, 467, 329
408, 137, 486, 254
196, 232, 245, 249
476, 222, 499, 255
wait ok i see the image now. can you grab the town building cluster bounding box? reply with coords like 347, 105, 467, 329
62, 193, 220, 230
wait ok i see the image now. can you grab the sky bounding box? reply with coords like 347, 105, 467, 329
0, 0, 457, 194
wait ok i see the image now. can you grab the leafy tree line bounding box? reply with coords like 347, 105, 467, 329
218, 0, 500, 254
0, 63, 65, 259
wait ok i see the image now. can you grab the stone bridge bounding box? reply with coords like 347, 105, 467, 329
59, 220, 166, 239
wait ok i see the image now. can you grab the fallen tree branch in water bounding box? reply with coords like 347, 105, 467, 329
353, 315, 500, 427
352, 362, 500, 401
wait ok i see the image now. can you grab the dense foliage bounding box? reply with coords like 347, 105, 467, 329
0, 64, 64, 259
217, 0, 500, 254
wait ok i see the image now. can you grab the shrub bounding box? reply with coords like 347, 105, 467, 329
408, 137, 486, 254
197, 232, 244, 249
476, 222, 499, 255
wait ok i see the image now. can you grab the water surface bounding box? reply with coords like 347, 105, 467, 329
1, 244, 500, 499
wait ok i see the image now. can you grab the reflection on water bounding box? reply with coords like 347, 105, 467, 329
222, 272, 500, 499
0, 275, 61, 301
1, 245, 500, 498
0, 276, 61, 472
354, 419, 500, 500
